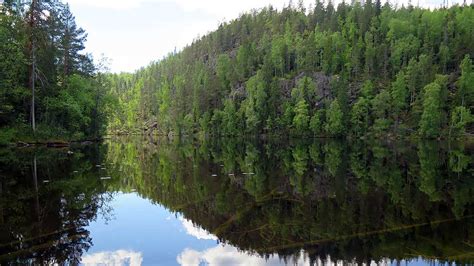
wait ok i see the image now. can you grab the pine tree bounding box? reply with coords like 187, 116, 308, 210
419, 82, 444, 138
450, 106, 472, 137
391, 71, 408, 123
351, 97, 371, 136
456, 55, 474, 107
57, 3, 90, 77
292, 99, 310, 134
325, 99, 345, 137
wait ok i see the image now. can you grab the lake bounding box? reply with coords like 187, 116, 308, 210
0, 137, 473, 265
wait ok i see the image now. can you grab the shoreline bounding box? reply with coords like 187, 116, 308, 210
5, 133, 473, 149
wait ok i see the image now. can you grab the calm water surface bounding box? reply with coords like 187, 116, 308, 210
0, 137, 473, 265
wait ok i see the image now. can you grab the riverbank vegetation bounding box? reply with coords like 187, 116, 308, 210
1, 1, 473, 143
107, 2, 473, 139
0, 1, 111, 145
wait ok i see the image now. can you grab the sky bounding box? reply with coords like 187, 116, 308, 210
66, 0, 465, 73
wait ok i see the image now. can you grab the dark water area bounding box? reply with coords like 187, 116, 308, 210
0, 137, 473, 265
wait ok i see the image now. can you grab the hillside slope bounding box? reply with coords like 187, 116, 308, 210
107, 2, 474, 139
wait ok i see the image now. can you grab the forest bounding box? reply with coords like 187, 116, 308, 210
1, 2, 473, 263
0, 1, 473, 142
0, 0, 110, 145
107, 2, 474, 139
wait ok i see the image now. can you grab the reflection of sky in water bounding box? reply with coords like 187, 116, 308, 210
82, 193, 216, 265
81, 193, 439, 266
82, 193, 308, 265
82, 250, 143, 265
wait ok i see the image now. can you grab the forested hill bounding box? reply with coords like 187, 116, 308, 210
108, 2, 474, 139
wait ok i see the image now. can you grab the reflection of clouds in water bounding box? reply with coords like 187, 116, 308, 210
177, 245, 307, 266
81, 250, 143, 266
177, 246, 392, 266
179, 217, 218, 240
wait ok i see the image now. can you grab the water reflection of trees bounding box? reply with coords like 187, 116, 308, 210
106, 137, 474, 264
0, 146, 112, 264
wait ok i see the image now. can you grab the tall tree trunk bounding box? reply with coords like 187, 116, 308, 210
29, 0, 37, 132
31, 43, 36, 131
63, 30, 69, 77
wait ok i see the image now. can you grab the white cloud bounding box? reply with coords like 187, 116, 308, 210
179, 217, 218, 240
81, 250, 143, 266
66, 0, 144, 9
66, 0, 461, 13
177, 246, 394, 266
177, 248, 203, 266
177, 245, 307, 266
163, 0, 290, 19
67, 0, 290, 15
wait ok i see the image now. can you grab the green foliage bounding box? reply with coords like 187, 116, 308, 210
217, 54, 232, 92
372, 118, 392, 136
0, 127, 16, 146
360, 80, 375, 99
242, 71, 268, 133
372, 89, 391, 120
1, 1, 473, 140
291, 76, 317, 103
222, 99, 239, 135
391, 71, 408, 117
281, 102, 294, 130
271, 36, 287, 76
182, 113, 195, 135
199, 112, 212, 135
0, 1, 107, 141
292, 100, 310, 134
456, 55, 474, 107
419, 81, 445, 138
351, 97, 371, 136
325, 100, 345, 137
450, 106, 473, 137
309, 109, 325, 135
47, 2, 472, 139
0, 10, 27, 126
236, 43, 255, 81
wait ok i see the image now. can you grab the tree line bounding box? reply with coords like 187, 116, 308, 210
0, 0, 110, 144
107, 1, 474, 139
